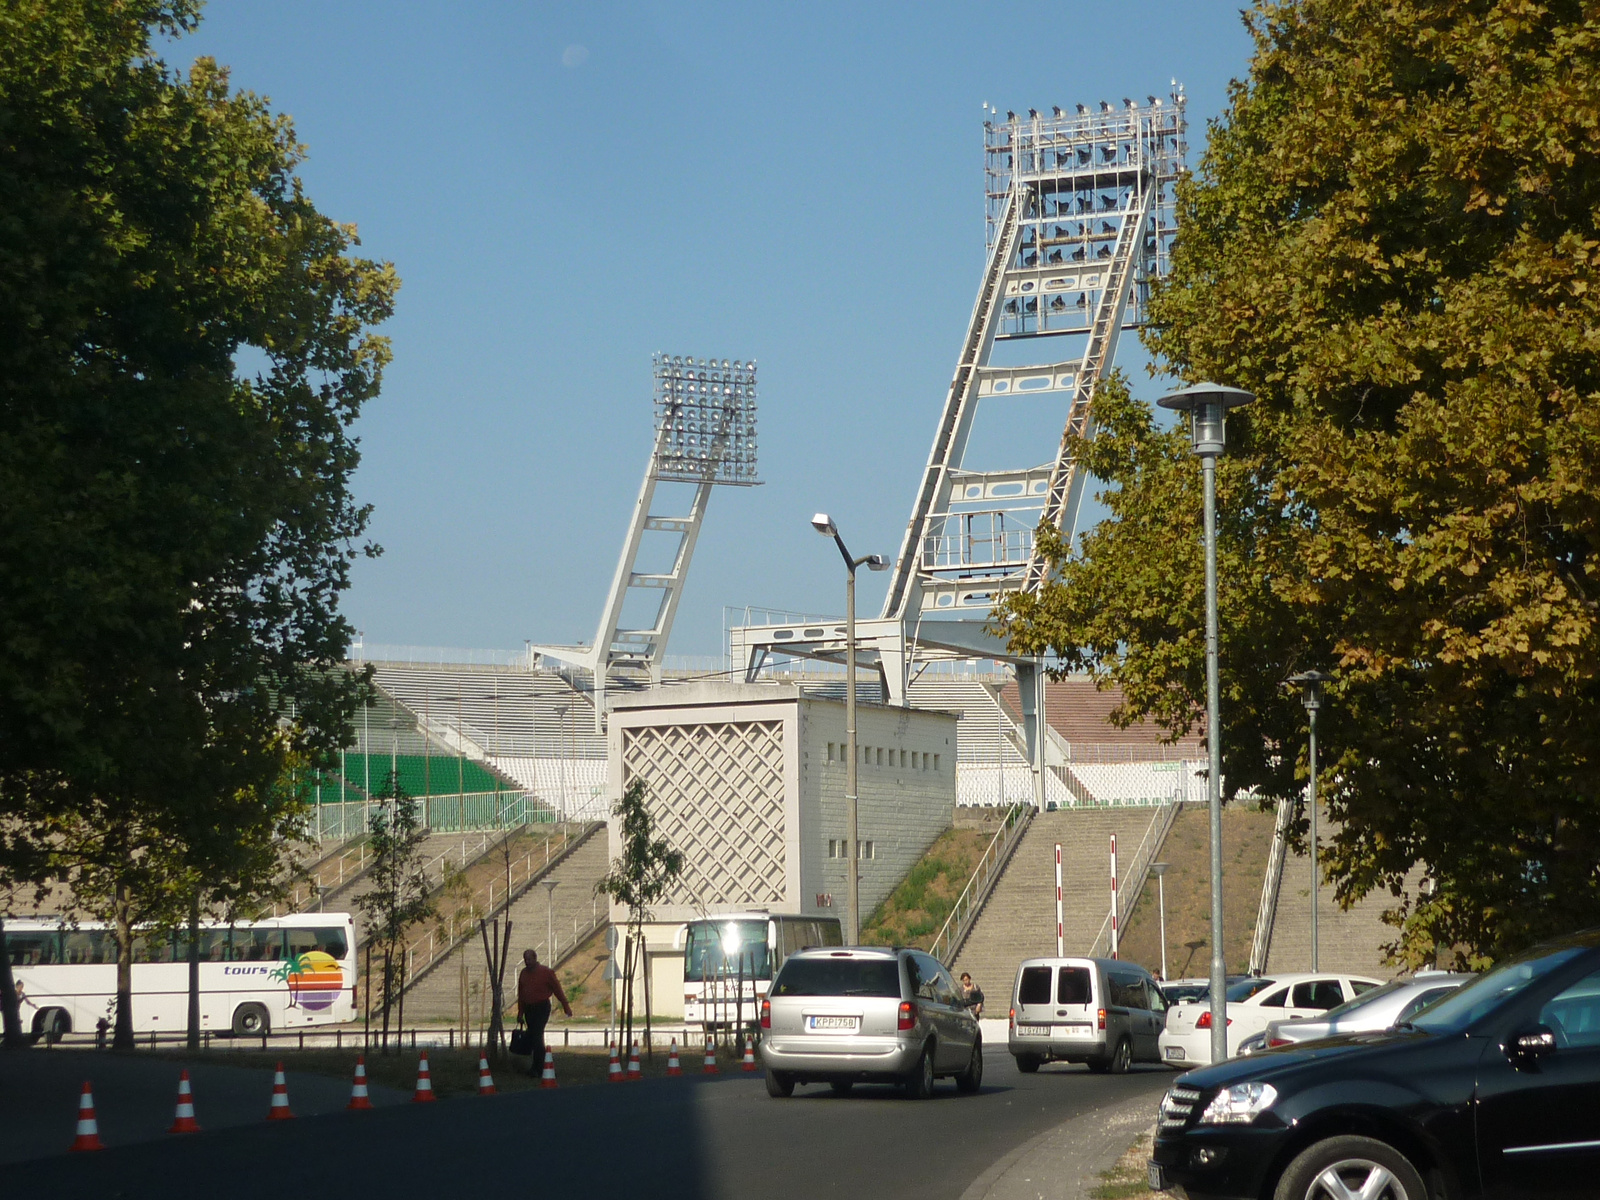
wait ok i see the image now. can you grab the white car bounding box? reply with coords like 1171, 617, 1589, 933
1158, 971, 1382, 1067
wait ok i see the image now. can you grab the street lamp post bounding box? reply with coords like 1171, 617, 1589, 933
541, 878, 560, 960
1157, 381, 1254, 1064
812, 513, 888, 945
1288, 669, 1332, 972
1149, 862, 1170, 981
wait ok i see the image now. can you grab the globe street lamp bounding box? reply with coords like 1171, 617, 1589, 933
1157, 381, 1254, 1064
1287, 669, 1333, 971
812, 513, 888, 944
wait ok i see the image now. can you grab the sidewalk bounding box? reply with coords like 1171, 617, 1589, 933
0, 1048, 409, 1165
960, 1090, 1159, 1200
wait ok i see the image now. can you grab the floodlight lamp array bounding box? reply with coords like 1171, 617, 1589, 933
652, 353, 759, 486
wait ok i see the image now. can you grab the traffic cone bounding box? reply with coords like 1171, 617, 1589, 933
666, 1039, 682, 1076
476, 1055, 497, 1096
168, 1070, 201, 1134
69, 1081, 105, 1152
606, 1042, 622, 1082
626, 1042, 642, 1080
347, 1055, 374, 1110
540, 1046, 558, 1089
702, 1043, 719, 1074
267, 1063, 295, 1121
411, 1053, 437, 1103
742, 1035, 757, 1072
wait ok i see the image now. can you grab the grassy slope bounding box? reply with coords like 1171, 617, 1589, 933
859, 827, 991, 950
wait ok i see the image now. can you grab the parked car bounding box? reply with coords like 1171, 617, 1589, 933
1150, 928, 1600, 1199
1159, 972, 1382, 1067
1162, 976, 1255, 1008
1008, 956, 1167, 1073
1236, 971, 1470, 1055
758, 946, 982, 1098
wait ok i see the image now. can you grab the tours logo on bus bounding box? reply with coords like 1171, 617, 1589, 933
265, 952, 344, 1012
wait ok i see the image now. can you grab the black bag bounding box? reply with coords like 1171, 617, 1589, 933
509, 1016, 534, 1056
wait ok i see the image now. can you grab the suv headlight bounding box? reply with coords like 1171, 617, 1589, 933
1198, 1082, 1278, 1125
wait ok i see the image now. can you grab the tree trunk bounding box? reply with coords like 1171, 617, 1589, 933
380, 948, 393, 1053
185, 893, 201, 1051
112, 883, 135, 1050
0, 916, 27, 1049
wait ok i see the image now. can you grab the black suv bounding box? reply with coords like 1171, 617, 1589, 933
1150, 929, 1600, 1200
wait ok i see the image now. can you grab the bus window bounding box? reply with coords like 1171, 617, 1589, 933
288, 927, 348, 960
62, 929, 114, 964
132, 932, 176, 963
173, 928, 231, 962
239, 928, 285, 962
8, 930, 61, 966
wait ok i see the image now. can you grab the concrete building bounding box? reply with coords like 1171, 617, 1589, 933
605, 682, 957, 1018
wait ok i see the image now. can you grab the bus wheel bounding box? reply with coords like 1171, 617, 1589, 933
32, 1007, 69, 1045
232, 1003, 270, 1037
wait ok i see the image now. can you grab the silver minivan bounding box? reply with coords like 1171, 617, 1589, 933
1008, 956, 1166, 1074
759, 946, 983, 1098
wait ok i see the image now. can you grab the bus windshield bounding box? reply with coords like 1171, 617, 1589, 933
684, 920, 770, 982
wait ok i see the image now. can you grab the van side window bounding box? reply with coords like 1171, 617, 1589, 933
1108, 974, 1143, 1008
1018, 966, 1053, 1006
1057, 966, 1093, 1005
905, 955, 925, 996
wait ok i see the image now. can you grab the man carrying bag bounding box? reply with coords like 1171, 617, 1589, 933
515, 948, 572, 1073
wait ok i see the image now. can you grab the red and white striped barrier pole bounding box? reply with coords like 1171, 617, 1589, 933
1110, 834, 1120, 960
1054, 843, 1065, 957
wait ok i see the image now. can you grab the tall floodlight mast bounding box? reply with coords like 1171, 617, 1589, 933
731, 90, 1186, 806
534, 355, 759, 728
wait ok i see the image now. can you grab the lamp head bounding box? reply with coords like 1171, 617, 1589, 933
1287, 668, 1333, 711
1156, 382, 1256, 457
811, 513, 837, 538
866, 555, 889, 572
1149, 861, 1170, 877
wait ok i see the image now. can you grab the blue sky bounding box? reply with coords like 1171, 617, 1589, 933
182, 1, 1257, 658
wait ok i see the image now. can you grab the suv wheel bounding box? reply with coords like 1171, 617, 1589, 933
955, 1037, 984, 1093
1108, 1037, 1132, 1074
1274, 1135, 1426, 1200
1014, 1053, 1042, 1074
903, 1044, 935, 1100
765, 1070, 795, 1098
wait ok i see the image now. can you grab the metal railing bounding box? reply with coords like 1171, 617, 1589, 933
929, 803, 1033, 965
1249, 795, 1297, 975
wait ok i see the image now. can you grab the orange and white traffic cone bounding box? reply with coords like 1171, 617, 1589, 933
626, 1042, 642, 1081
347, 1055, 374, 1110
476, 1055, 497, 1096
606, 1042, 622, 1082
412, 1052, 437, 1103
540, 1046, 559, 1089
702, 1043, 719, 1074
267, 1062, 295, 1121
666, 1039, 682, 1076
70, 1081, 105, 1152
742, 1035, 757, 1072
168, 1070, 201, 1133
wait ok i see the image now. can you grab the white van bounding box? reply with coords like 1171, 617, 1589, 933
1007, 956, 1166, 1074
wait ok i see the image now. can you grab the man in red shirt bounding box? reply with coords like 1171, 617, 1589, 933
516, 948, 572, 1072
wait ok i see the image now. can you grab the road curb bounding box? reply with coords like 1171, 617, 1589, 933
960, 1090, 1159, 1200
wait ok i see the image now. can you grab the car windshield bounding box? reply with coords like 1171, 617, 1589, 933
771, 956, 901, 998
1408, 946, 1586, 1033
1229, 977, 1275, 1003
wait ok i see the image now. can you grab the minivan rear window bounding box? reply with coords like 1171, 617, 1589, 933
1058, 966, 1092, 1005
1018, 966, 1053, 1005
771, 957, 900, 998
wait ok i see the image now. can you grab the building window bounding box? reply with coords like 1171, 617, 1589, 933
827, 742, 834, 762
900, 749, 907, 768
875, 747, 883, 767
933, 754, 940, 772
857, 840, 876, 860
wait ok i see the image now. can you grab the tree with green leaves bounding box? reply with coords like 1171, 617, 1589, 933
995, 0, 1600, 968
356, 775, 435, 1051
596, 778, 684, 1059
0, 1, 395, 1044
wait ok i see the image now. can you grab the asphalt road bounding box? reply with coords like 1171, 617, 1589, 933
8, 1049, 1171, 1200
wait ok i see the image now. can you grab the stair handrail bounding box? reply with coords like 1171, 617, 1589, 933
1087, 800, 1180, 958
1249, 794, 1297, 975
930, 803, 1033, 966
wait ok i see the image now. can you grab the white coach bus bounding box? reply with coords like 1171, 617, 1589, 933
681, 912, 843, 1030
5, 914, 357, 1040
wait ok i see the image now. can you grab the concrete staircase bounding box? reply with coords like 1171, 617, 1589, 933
326, 830, 520, 945
1261, 807, 1413, 978
952, 806, 1174, 1001
401, 827, 612, 1021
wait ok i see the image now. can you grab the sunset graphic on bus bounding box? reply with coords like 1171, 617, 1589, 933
279, 952, 343, 1011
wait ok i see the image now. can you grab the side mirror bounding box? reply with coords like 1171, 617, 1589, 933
1510, 1025, 1557, 1067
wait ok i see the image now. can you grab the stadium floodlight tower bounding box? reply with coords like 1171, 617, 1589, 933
533, 354, 758, 729
732, 90, 1187, 806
